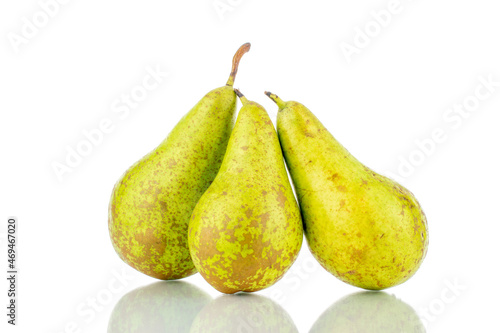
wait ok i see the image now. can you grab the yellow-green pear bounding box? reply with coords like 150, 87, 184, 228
188, 90, 303, 293
108, 43, 250, 280
266, 92, 428, 290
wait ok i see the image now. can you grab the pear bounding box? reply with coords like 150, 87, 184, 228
108, 43, 251, 280
188, 90, 303, 293
265, 92, 428, 290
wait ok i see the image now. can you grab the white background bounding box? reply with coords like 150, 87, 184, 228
1, 0, 500, 332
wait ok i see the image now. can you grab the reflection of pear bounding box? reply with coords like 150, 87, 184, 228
108, 281, 211, 333
309, 291, 425, 333
190, 294, 298, 333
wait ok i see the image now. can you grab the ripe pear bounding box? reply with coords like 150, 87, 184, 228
108, 43, 251, 280
266, 92, 428, 290
188, 90, 303, 294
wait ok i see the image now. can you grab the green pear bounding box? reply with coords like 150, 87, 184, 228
189, 294, 299, 333
309, 292, 425, 332
188, 90, 303, 293
265, 92, 428, 290
108, 281, 212, 333
108, 43, 251, 280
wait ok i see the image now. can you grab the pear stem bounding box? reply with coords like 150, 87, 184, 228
226, 43, 251, 87
234, 88, 249, 105
265, 91, 286, 110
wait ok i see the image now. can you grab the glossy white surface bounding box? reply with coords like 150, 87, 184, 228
1, 0, 499, 332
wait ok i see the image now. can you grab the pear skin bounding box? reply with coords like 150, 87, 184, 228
266, 92, 428, 290
188, 90, 303, 293
108, 43, 250, 280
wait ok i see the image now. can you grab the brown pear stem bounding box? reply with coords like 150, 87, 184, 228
226, 43, 251, 86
